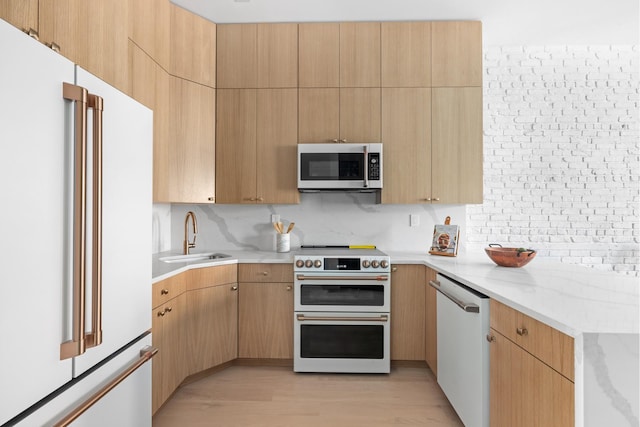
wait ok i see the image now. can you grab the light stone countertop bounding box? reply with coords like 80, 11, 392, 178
152, 249, 639, 338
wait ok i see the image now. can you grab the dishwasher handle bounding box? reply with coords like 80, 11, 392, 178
429, 280, 480, 313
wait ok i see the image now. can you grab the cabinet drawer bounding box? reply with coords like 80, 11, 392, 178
238, 263, 293, 282
490, 300, 574, 381
152, 272, 187, 309
188, 264, 238, 291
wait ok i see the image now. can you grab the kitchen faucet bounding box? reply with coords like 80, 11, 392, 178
183, 211, 198, 255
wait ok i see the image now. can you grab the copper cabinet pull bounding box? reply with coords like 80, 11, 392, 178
49, 42, 61, 53
486, 334, 496, 343
165, 307, 172, 313
231, 285, 238, 291
26, 28, 39, 40
391, 267, 398, 272
257, 197, 264, 202
262, 271, 269, 276
161, 289, 169, 295
53, 346, 158, 427
516, 327, 528, 336
157, 309, 167, 317
286, 285, 292, 291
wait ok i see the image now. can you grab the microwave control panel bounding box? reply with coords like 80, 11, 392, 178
369, 153, 380, 180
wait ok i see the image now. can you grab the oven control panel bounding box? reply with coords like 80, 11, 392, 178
294, 256, 390, 272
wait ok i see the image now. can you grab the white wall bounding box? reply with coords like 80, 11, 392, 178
467, 46, 639, 276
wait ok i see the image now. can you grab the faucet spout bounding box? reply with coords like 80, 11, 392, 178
183, 211, 198, 255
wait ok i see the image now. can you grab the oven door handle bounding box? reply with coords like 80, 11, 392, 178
296, 274, 389, 281
297, 314, 389, 322
429, 280, 479, 313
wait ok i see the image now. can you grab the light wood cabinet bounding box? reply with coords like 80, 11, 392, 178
164, 76, 216, 203
298, 22, 380, 88
0, 0, 38, 34
151, 274, 187, 414
299, 88, 380, 143
340, 22, 380, 87
217, 23, 297, 88
238, 263, 294, 283
424, 267, 438, 375
390, 265, 425, 361
489, 328, 574, 427
257, 23, 298, 88
186, 283, 238, 374
129, 0, 170, 70
431, 87, 483, 204
489, 300, 575, 426
238, 264, 293, 359
298, 23, 339, 88
381, 88, 431, 204
216, 88, 299, 204
186, 265, 238, 374
170, 3, 216, 88
238, 282, 294, 359
381, 22, 431, 87
431, 21, 482, 87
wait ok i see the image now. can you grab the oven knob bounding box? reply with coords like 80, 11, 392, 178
314, 260, 322, 268
305, 259, 313, 268
371, 260, 380, 268
362, 260, 370, 268
295, 260, 304, 268
380, 260, 389, 269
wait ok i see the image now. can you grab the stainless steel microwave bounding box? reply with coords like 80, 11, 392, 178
298, 143, 383, 192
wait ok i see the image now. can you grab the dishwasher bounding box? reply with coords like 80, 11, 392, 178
431, 273, 490, 427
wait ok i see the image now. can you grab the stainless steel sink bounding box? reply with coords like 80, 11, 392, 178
159, 252, 232, 263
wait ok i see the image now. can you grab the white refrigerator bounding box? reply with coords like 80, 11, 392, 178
0, 19, 154, 426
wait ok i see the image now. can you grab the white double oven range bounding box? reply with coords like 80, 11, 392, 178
293, 248, 391, 374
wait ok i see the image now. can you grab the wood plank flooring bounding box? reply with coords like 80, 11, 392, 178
153, 365, 463, 426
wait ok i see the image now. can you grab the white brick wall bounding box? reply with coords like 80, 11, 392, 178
467, 46, 640, 276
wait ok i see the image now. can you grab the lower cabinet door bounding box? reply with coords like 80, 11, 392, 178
187, 284, 238, 373
489, 328, 574, 427
238, 282, 294, 359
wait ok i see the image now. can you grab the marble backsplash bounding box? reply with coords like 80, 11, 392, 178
153, 193, 469, 255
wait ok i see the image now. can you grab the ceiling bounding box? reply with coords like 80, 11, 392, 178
171, 0, 639, 46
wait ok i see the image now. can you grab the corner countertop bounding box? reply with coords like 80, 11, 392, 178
152, 249, 638, 338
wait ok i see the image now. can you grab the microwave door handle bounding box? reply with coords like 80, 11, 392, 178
363, 145, 369, 188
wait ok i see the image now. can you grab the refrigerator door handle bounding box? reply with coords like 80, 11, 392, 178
61, 82, 89, 360
86, 93, 103, 349
60, 84, 105, 359
53, 346, 158, 427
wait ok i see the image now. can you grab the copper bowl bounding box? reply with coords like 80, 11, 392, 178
485, 244, 537, 267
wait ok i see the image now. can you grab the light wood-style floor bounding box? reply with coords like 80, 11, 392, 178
153, 365, 463, 426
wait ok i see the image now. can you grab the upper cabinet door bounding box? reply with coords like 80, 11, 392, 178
381, 22, 431, 87
217, 24, 257, 88
339, 88, 381, 142
298, 88, 340, 143
257, 23, 298, 88
431, 87, 483, 204
431, 21, 482, 87
216, 89, 258, 203
169, 77, 216, 204
0, 0, 38, 33
218, 23, 297, 88
340, 22, 380, 87
256, 89, 299, 204
298, 23, 339, 88
170, 4, 216, 88
381, 88, 432, 204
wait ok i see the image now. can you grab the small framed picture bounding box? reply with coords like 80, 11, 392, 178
429, 216, 460, 257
